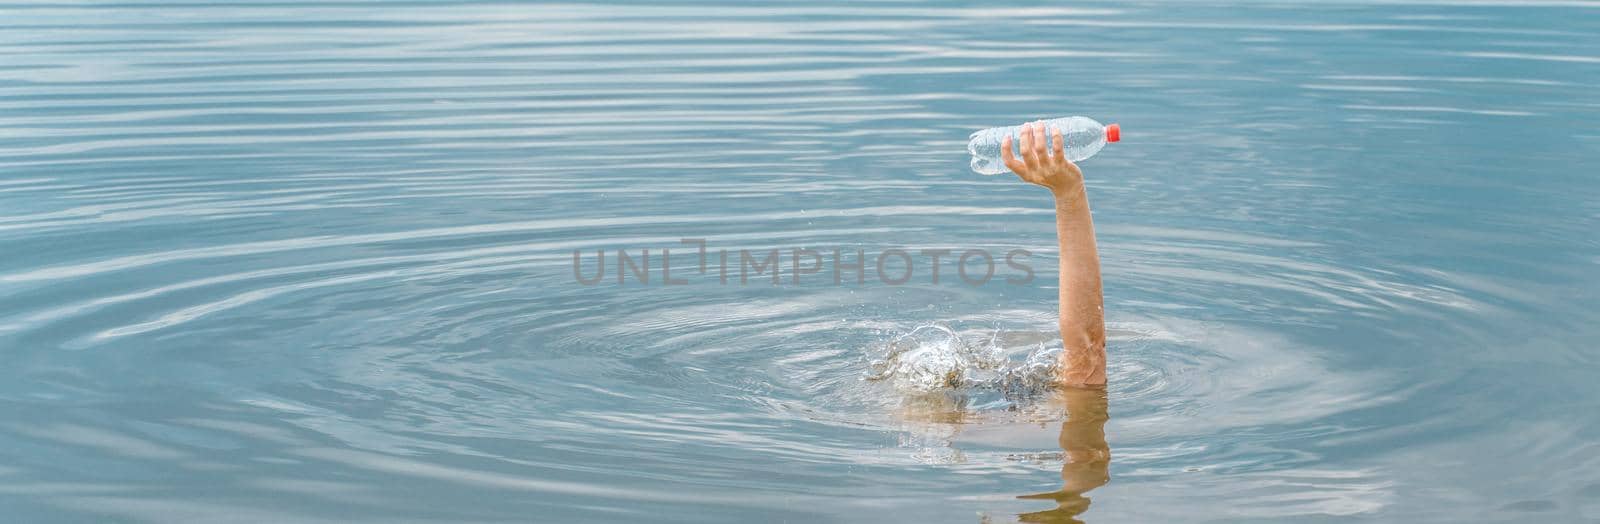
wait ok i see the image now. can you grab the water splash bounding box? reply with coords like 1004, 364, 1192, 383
865, 324, 1064, 406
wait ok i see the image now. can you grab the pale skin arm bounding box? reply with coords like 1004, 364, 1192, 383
1002, 122, 1107, 386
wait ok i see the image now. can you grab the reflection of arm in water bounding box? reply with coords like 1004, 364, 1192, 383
1002, 122, 1107, 386
1017, 386, 1111, 523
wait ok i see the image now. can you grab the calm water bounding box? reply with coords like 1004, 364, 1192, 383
3, 1, 1599, 522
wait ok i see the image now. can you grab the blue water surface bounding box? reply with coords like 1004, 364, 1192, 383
2, 1, 1598, 522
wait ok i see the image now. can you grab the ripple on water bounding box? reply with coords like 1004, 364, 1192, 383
3, 0, 1597, 521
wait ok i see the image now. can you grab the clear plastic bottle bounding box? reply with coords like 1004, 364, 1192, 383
968, 116, 1120, 175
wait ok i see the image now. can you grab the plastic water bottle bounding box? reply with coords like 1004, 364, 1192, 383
968, 116, 1120, 175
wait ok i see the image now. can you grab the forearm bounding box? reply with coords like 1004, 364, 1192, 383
1052, 182, 1106, 386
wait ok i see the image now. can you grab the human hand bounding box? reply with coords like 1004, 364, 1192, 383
1002, 121, 1085, 193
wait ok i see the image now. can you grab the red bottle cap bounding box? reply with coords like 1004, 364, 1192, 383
1105, 123, 1121, 143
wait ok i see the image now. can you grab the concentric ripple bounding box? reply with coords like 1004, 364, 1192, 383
3, 1, 1599, 522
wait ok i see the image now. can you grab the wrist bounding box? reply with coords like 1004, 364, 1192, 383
1050, 180, 1086, 201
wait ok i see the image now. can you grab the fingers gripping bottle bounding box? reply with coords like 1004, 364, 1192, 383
968, 116, 1120, 175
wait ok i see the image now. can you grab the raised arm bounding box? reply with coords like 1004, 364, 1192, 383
1002, 122, 1107, 386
